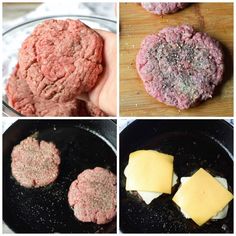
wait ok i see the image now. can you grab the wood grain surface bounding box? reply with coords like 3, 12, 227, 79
120, 3, 233, 117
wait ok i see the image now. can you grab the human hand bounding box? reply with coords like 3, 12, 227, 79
88, 29, 117, 116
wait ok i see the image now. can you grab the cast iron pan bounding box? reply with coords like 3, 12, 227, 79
3, 119, 117, 233
120, 120, 233, 233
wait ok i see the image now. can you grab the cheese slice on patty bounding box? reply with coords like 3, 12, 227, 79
180, 177, 229, 220
172, 168, 233, 226
138, 172, 178, 204
124, 150, 174, 193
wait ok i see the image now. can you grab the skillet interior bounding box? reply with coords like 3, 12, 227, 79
120, 119, 233, 233
3, 119, 117, 233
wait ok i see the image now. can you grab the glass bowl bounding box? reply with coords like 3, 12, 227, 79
2, 15, 116, 116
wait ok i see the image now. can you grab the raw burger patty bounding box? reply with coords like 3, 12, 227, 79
68, 167, 116, 224
11, 137, 60, 188
136, 25, 224, 109
6, 64, 87, 116
86, 102, 106, 117
19, 19, 103, 103
141, 2, 188, 15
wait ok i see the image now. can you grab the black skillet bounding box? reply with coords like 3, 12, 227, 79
3, 119, 117, 233
120, 120, 233, 233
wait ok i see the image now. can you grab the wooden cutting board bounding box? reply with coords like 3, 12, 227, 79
120, 3, 233, 116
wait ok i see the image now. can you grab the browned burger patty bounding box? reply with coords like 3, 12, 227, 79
11, 137, 60, 188
68, 167, 116, 224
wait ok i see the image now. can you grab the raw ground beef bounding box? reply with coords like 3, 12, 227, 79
86, 102, 106, 117
136, 25, 224, 109
68, 167, 116, 224
18, 19, 103, 103
11, 137, 60, 188
6, 64, 87, 116
141, 2, 188, 15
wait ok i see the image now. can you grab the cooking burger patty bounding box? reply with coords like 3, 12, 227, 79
68, 167, 116, 224
11, 137, 60, 188
136, 25, 224, 109
19, 19, 103, 103
141, 2, 188, 15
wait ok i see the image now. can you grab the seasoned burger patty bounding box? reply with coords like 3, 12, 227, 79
141, 2, 188, 15
6, 64, 86, 116
136, 25, 224, 109
11, 137, 60, 188
68, 167, 116, 224
19, 19, 103, 103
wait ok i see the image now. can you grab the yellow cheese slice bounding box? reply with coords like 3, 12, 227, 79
125, 150, 174, 193
180, 177, 229, 220
172, 168, 233, 226
138, 173, 178, 204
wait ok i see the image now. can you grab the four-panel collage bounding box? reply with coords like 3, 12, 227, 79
1, 0, 234, 234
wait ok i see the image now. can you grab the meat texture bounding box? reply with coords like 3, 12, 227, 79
136, 25, 224, 109
141, 2, 188, 15
19, 19, 103, 103
6, 64, 86, 116
11, 137, 60, 188
68, 167, 116, 224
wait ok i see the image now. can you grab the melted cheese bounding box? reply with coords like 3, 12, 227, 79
180, 177, 229, 220
172, 168, 233, 226
138, 173, 178, 204
125, 150, 174, 193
